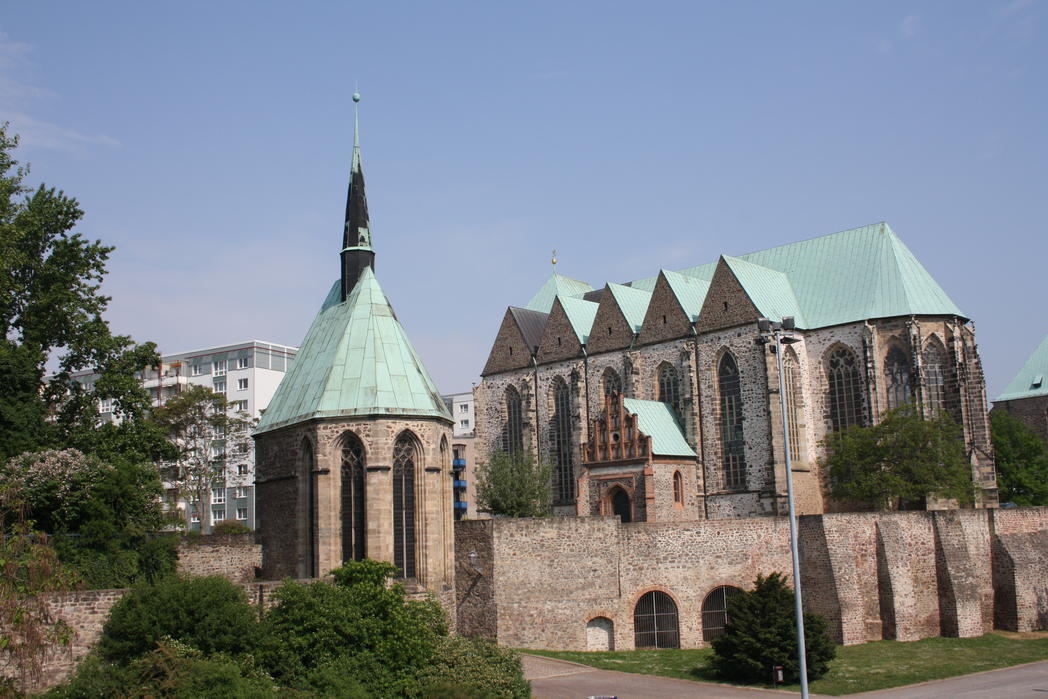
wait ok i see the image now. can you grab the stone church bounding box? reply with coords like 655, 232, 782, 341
253, 97, 455, 600
476, 225, 999, 520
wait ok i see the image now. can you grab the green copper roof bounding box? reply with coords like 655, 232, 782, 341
558, 295, 599, 344
526, 273, 593, 313
622, 398, 695, 457
996, 335, 1048, 402
662, 269, 710, 322
255, 267, 451, 434
607, 283, 652, 332
722, 256, 807, 326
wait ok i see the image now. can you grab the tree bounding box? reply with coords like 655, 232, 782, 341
475, 450, 553, 517
823, 407, 975, 510
990, 410, 1048, 506
0, 124, 162, 463
710, 572, 836, 684
151, 385, 254, 532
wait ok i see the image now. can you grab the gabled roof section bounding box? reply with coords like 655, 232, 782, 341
623, 398, 695, 457
721, 256, 806, 326
255, 268, 451, 434
996, 334, 1048, 402
526, 273, 593, 313
607, 283, 652, 333
558, 295, 599, 344
662, 269, 710, 322
509, 307, 549, 352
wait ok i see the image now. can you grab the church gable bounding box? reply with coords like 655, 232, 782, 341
482, 307, 545, 376
587, 285, 639, 354
696, 257, 762, 334
537, 297, 585, 364
638, 271, 694, 346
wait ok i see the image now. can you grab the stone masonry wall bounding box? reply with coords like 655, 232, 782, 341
176, 533, 262, 582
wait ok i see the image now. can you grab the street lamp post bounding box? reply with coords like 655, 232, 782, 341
758, 315, 809, 699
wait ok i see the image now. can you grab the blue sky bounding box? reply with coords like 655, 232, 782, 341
2, 1, 1045, 399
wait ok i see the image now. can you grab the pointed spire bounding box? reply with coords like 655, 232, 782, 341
340, 90, 376, 301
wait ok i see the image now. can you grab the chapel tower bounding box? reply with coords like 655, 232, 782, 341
253, 95, 455, 598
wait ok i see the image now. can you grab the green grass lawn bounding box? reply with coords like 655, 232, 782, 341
525, 632, 1048, 695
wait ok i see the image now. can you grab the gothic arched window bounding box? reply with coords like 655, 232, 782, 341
718, 353, 746, 489
392, 434, 417, 579
502, 386, 523, 455
550, 378, 575, 505
923, 341, 946, 416
603, 367, 622, 397
672, 470, 683, 504
884, 345, 912, 411
301, 440, 317, 578
783, 348, 803, 463
340, 432, 366, 563
657, 363, 682, 421
827, 347, 865, 431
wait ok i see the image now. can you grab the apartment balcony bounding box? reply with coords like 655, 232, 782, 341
453, 480, 467, 490
453, 501, 468, 511
142, 375, 189, 390
452, 458, 466, 471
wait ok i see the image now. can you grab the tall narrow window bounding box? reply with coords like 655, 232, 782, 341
341, 433, 366, 563
718, 353, 746, 489
827, 347, 865, 431
783, 349, 803, 463
502, 386, 523, 455
923, 342, 946, 416
392, 434, 417, 579
603, 367, 622, 397
634, 591, 680, 649
658, 363, 681, 421
672, 470, 683, 504
884, 346, 912, 411
550, 379, 575, 504
301, 440, 316, 578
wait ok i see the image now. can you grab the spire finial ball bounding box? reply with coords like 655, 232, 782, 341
352, 92, 361, 103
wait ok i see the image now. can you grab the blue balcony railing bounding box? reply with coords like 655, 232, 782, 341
453, 480, 467, 489
452, 458, 466, 470
454, 501, 468, 510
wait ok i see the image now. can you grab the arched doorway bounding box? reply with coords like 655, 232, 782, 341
633, 591, 679, 649
586, 617, 614, 651
610, 487, 631, 523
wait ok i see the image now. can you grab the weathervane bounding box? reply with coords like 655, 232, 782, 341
551, 249, 558, 270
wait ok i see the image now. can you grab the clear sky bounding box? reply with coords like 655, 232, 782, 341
2, 2, 1045, 400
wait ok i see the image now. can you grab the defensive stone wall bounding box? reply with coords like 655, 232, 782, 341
177, 533, 262, 582
457, 508, 1048, 651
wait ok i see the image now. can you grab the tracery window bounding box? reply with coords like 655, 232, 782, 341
827, 347, 865, 431
923, 342, 946, 416
603, 367, 622, 397
884, 345, 912, 411
783, 349, 803, 463
634, 591, 680, 649
657, 363, 682, 421
502, 386, 523, 455
718, 353, 746, 489
340, 432, 366, 563
701, 586, 743, 642
392, 434, 417, 579
550, 379, 575, 505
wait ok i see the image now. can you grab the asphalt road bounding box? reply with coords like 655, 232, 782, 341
523, 655, 1048, 698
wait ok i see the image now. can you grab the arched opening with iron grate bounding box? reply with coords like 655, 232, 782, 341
701, 585, 743, 642
634, 591, 680, 649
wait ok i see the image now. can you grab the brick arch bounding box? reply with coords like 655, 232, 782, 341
631, 587, 682, 649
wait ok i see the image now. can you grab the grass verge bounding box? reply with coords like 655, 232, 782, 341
525, 632, 1048, 695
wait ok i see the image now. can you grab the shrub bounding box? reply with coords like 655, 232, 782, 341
98, 576, 259, 664
417, 636, 530, 699
711, 572, 836, 684
210, 520, 252, 535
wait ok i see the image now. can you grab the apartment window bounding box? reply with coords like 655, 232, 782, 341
212, 360, 226, 376
191, 364, 203, 377
236, 507, 248, 520
237, 463, 249, 476
211, 508, 225, 525
237, 378, 249, 391
211, 487, 226, 504
231, 400, 248, 412
213, 424, 225, 437
459, 403, 469, 413
235, 487, 248, 499
99, 398, 114, 414
459, 419, 470, 429
236, 357, 249, 369
213, 380, 226, 394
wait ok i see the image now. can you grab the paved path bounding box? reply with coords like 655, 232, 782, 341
523, 655, 1048, 698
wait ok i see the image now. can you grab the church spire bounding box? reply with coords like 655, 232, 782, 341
340, 90, 374, 301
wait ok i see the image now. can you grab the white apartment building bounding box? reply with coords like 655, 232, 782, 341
442, 391, 479, 520
84, 340, 297, 531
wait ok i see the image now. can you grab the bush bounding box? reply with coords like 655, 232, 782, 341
711, 572, 836, 684
210, 520, 252, 535
417, 636, 530, 699
98, 576, 260, 664
475, 450, 552, 517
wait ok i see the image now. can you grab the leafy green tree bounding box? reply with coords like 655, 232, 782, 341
98, 576, 260, 665
823, 407, 975, 510
476, 450, 553, 517
0, 125, 162, 463
152, 385, 254, 532
710, 572, 836, 684
990, 410, 1048, 506
416, 636, 531, 699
